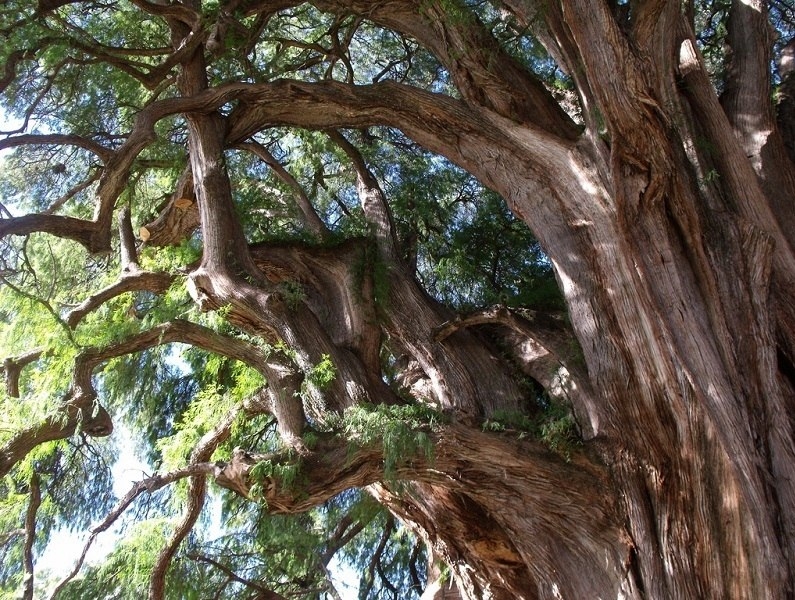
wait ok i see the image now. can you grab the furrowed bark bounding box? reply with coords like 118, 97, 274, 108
721, 1, 795, 256
209, 425, 633, 599
330, 130, 526, 416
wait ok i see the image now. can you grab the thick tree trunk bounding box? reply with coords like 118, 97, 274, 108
195, 71, 795, 600
155, 11, 795, 592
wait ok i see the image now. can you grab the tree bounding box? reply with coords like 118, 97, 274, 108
1, 0, 794, 597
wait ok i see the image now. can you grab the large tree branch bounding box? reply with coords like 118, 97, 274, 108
211, 424, 610, 519
207, 422, 628, 598
226, 79, 574, 212
3, 77, 569, 254
0, 214, 105, 253
0, 134, 113, 163
720, 2, 795, 252
3, 349, 43, 398
308, 0, 578, 138
0, 402, 113, 479
433, 305, 594, 414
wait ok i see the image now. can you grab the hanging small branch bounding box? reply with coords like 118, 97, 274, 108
21, 472, 41, 600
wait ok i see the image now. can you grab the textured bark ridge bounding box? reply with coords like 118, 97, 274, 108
1, 1, 794, 599
206, 427, 632, 599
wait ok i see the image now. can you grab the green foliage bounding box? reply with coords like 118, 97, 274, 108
336, 403, 443, 478
156, 385, 236, 470
482, 402, 581, 460
481, 409, 535, 434
248, 454, 305, 502
538, 403, 580, 459
278, 279, 307, 310
56, 520, 172, 599
305, 353, 337, 390
139, 239, 202, 274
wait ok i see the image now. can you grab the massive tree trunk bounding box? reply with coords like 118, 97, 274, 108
1, 0, 794, 598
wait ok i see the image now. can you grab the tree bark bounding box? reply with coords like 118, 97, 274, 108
2, 1, 794, 598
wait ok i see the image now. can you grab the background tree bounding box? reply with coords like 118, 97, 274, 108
1, 0, 794, 598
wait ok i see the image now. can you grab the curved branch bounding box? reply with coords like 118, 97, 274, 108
226, 79, 573, 209
66, 207, 174, 328
320, 511, 367, 565
0, 402, 113, 479
49, 462, 218, 600
0, 320, 272, 478
359, 515, 395, 600
1, 49, 36, 93
3, 349, 43, 398
306, 0, 577, 137
65, 271, 174, 328
127, 0, 200, 26
434, 305, 581, 372
0, 134, 113, 163
0, 214, 103, 252
149, 403, 243, 600
22, 472, 41, 600
235, 140, 331, 241
207, 421, 629, 595
3, 75, 568, 253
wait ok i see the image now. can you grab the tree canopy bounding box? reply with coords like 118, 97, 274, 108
1, 0, 794, 599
